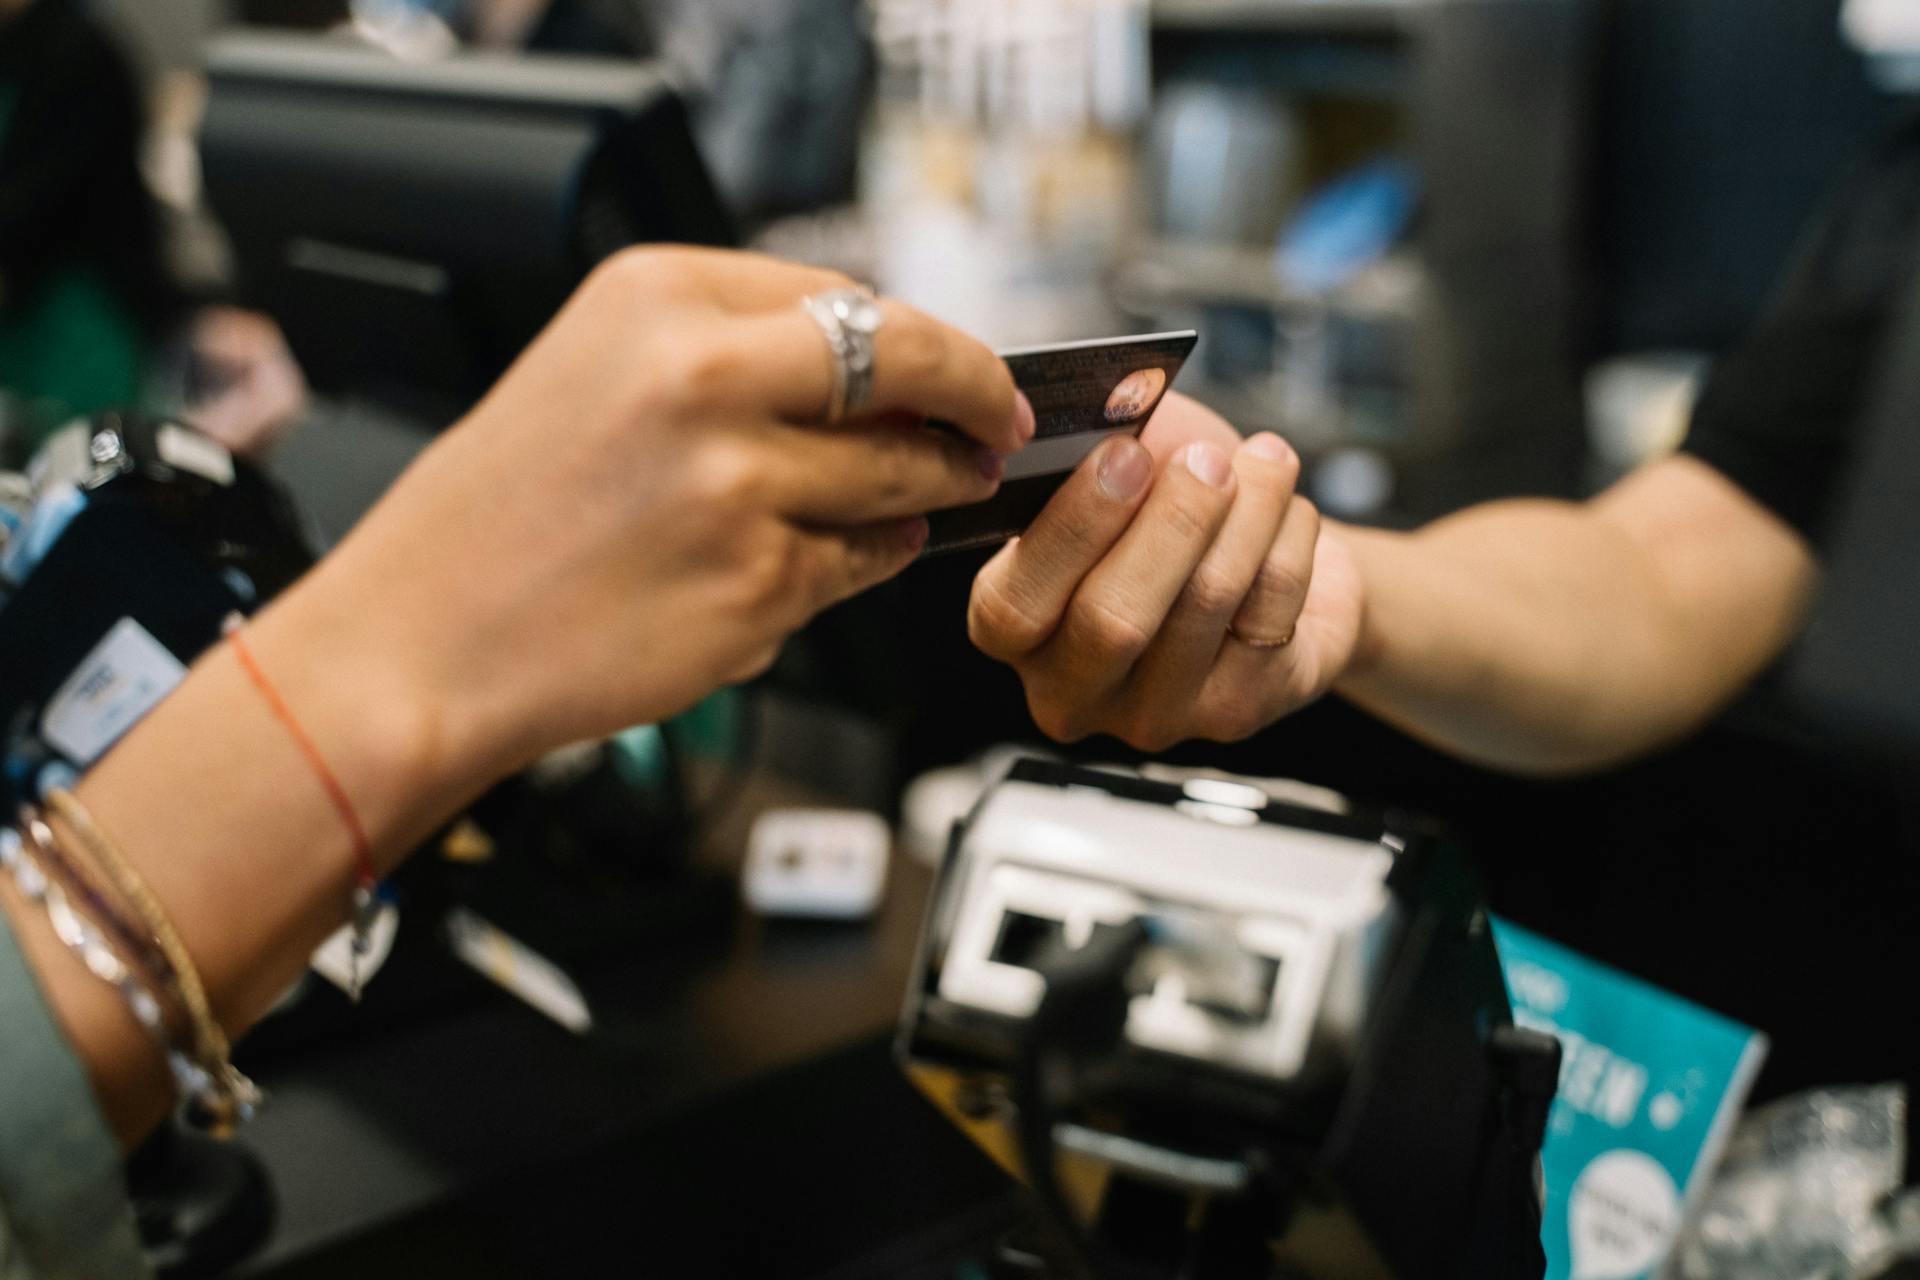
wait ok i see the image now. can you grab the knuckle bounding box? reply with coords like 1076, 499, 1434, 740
1117, 714, 1179, 754
1069, 596, 1154, 665
767, 532, 816, 606
968, 576, 1050, 658
665, 335, 746, 413
1280, 662, 1323, 711
686, 439, 766, 509
1178, 563, 1244, 619
1160, 491, 1219, 546
1046, 506, 1104, 562
1027, 694, 1090, 746
595, 245, 677, 297
727, 524, 807, 615
1201, 696, 1266, 743
1251, 554, 1308, 604
869, 430, 922, 506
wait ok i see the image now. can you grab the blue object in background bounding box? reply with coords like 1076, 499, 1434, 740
1273, 158, 1420, 297
1493, 919, 1768, 1280
0, 482, 85, 589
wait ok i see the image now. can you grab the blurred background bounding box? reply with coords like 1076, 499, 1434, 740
31, 0, 1899, 526
4, 1, 1917, 1275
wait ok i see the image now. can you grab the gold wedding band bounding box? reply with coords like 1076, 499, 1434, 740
1227, 622, 1294, 650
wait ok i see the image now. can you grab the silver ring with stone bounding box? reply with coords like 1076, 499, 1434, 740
801, 287, 884, 423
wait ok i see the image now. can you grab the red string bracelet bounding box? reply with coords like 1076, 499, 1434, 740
222, 616, 380, 996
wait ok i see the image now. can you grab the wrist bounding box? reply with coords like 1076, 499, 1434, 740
239, 559, 483, 873
61, 561, 483, 1035
1324, 521, 1389, 687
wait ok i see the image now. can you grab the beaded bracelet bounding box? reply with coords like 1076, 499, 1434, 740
30, 797, 262, 1135
43, 792, 229, 1067
16, 808, 176, 998
0, 826, 216, 1108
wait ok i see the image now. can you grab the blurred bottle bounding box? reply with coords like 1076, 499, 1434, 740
864, 0, 1149, 346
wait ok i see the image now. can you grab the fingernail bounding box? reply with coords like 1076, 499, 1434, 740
1097, 437, 1152, 501
978, 449, 1005, 482
1013, 391, 1036, 443
1244, 433, 1294, 465
1184, 441, 1231, 489
898, 515, 930, 553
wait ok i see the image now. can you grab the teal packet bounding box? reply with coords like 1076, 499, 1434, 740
1492, 919, 1769, 1280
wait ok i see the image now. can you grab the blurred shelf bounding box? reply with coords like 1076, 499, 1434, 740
1112, 237, 1422, 321
1151, 0, 1424, 37
1113, 239, 1280, 309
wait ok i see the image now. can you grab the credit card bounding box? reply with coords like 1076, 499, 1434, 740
925, 329, 1199, 556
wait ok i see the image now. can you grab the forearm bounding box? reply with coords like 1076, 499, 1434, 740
1332, 457, 1818, 774
1335, 506, 1696, 772
0, 550, 477, 1145
0, 245, 1029, 1150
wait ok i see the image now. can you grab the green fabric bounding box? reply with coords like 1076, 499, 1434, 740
0, 268, 147, 446
0, 910, 148, 1279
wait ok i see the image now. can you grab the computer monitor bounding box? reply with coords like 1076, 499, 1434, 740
200, 31, 735, 420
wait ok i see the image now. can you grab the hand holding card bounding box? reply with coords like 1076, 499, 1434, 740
925, 330, 1198, 555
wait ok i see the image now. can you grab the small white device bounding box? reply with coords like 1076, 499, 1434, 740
743, 807, 891, 920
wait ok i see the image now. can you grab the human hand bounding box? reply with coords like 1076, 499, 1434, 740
184, 307, 309, 459
967, 392, 1363, 750
266, 247, 1030, 784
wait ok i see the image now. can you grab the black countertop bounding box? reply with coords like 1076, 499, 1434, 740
225, 770, 1023, 1278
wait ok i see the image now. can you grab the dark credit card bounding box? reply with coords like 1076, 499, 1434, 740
925, 329, 1199, 556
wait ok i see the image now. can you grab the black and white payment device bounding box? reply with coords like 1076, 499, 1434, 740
899, 759, 1560, 1279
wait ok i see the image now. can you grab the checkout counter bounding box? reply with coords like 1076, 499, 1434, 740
5, 14, 1918, 1280
230, 765, 1024, 1278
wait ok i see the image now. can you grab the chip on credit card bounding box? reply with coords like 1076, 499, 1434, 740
924, 329, 1199, 556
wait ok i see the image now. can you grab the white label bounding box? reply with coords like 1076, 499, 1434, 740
1568, 1150, 1681, 1280
156, 424, 236, 486
41, 618, 187, 766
